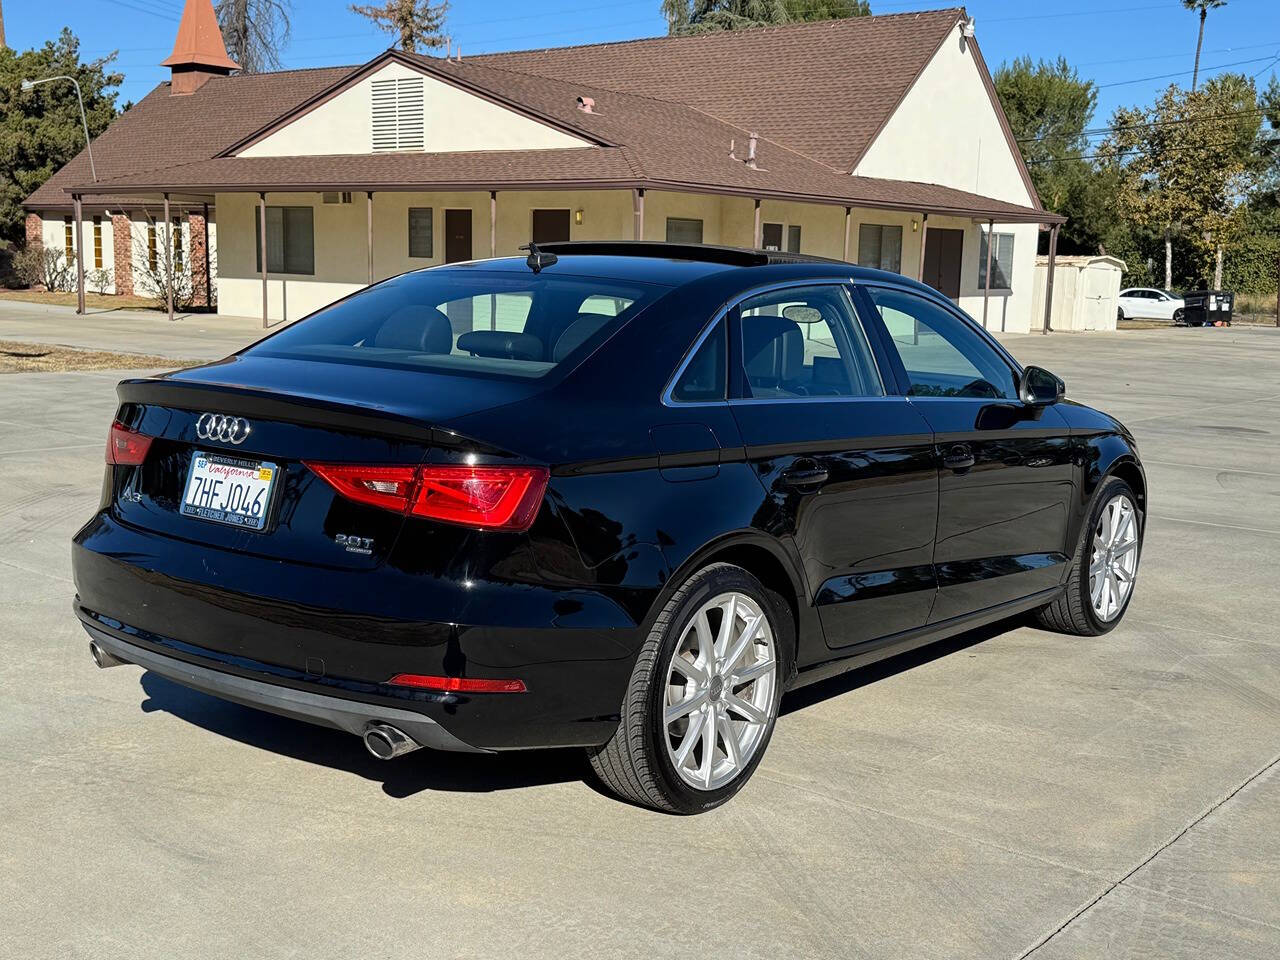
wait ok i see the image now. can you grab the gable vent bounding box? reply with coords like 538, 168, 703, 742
372, 77, 425, 152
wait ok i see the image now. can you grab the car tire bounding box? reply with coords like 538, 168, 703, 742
1173, 308, 1185, 324
1116, 307, 1125, 323
1035, 476, 1142, 637
587, 562, 791, 814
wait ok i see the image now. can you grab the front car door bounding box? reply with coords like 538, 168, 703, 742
856, 284, 1076, 622
726, 282, 939, 649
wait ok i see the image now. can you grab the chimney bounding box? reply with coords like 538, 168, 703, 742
160, 0, 239, 96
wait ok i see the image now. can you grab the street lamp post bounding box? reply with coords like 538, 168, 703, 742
24, 74, 97, 314
22, 75, 97, 182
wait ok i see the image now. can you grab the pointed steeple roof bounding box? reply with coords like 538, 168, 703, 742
160, 0, 240, 71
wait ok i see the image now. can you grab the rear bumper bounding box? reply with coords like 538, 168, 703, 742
80, 617, 487, 753
72, 512, 658, 751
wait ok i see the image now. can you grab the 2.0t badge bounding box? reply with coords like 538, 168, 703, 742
334, 533, 374, 555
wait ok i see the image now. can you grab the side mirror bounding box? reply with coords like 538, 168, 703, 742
1019, 365, 1065, 406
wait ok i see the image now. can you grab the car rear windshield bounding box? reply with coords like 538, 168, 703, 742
244, 268, 664, 380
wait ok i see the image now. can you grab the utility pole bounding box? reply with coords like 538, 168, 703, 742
1, 0, 7, 49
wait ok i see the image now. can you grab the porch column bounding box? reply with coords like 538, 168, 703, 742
259, 192, 268, 329
632, 188, 645, 240
842, 206, 852, 262
163, 193, 174, 322
366, 192, 374, 285
72, 195, 85, 314
917, 213, 929, 282
753, 199, 761, 248
981, 218, 994, 329
1042, 223, 1060, 335
489, 191, 497, 257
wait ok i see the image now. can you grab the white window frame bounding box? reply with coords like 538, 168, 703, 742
978, 229, 1016, 292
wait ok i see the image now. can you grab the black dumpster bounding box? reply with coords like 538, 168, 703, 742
1182, 290, 1234, 326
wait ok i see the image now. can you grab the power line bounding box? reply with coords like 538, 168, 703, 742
99, 0, 179, 22
1025, 133, 1277, 165
1098, 55, 1277, 88
1016, 108, 1271, 144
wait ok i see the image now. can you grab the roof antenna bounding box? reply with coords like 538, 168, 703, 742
520, 242, 558, 274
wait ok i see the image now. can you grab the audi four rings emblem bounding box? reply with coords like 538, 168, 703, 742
195, 413, 252, 445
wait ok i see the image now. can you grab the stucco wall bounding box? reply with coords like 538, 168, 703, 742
853, 32, 1034, 208
212, 189, 1041, 331
239, 60, 588, 158
40, 211, 116, 293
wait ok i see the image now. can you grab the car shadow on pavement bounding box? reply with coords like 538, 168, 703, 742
137, 672, 587, 799
779, 616, 1019, 716
133, 615, 1028, 800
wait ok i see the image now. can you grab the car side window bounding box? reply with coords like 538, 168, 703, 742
735, 286, 883, 399
864, 287, 1017, 400
670, 319, 726, 402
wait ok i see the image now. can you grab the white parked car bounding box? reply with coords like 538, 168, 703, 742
1117, 288, 1186, 324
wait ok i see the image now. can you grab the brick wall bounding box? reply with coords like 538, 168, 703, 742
25, 212, 43, 250
112, 213, 134, 296
188, 211, 209, 307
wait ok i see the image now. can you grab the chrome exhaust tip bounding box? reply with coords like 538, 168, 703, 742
89, 639, 127, 669
362, 722, 421, 760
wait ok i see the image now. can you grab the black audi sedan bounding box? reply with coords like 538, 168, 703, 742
74, 242, 1145, 813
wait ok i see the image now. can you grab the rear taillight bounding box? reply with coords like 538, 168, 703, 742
106, 421, 153, 466
305, 462, 548, 531
303, 463, 419, 514
388, 673, 528, 694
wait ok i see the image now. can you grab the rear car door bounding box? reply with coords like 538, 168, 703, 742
857, 284, 1075, 622
726, 282, 939, 649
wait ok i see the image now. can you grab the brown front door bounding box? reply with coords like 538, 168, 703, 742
923, 228, 964, 299
531, 209, 571, 244
444, 209, 473, 263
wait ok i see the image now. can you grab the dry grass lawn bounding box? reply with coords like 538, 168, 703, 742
0, 340, 194, 374
0, 289, 158, 310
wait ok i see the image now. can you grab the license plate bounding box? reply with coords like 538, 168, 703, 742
181, 451, 278, 531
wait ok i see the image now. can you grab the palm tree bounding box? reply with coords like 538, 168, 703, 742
1182, 0, 1227, 91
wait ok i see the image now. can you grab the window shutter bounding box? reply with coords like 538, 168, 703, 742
408, 207, 433, 258
857, 224, 881, 269
283, 207, 314, 275
372, 76, 425, 152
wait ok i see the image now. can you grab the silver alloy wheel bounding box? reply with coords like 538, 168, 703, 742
663, 591, 777, 791
1090, 493, 1140, 622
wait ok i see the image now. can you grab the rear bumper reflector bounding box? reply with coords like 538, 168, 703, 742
388, 673, 528, 694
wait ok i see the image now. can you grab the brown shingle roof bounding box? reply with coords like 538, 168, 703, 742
31, 9, 1058, 223
475, 9, 964, 171
24, 65, 355, 209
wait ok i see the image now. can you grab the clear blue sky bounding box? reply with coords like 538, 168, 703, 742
7, 0, 1278, 127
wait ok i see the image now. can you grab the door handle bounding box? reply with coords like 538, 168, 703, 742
942, 444, 975, 472
781, 461, 829, 488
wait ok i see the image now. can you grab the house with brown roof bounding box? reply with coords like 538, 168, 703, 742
24, 0, 1065, 332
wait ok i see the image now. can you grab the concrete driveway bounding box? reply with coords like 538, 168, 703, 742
1, 326, 1278, 959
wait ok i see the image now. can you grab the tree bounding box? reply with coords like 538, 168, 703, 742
216, 0, 293, 74
995, 56, 1115, 254
785, 0, 870, 24
1182, 0, 1227, 92
0, 29, 121, 249
350, 0, 448, 52
662, 0, 869, 35
1101, 74, 1262, 288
